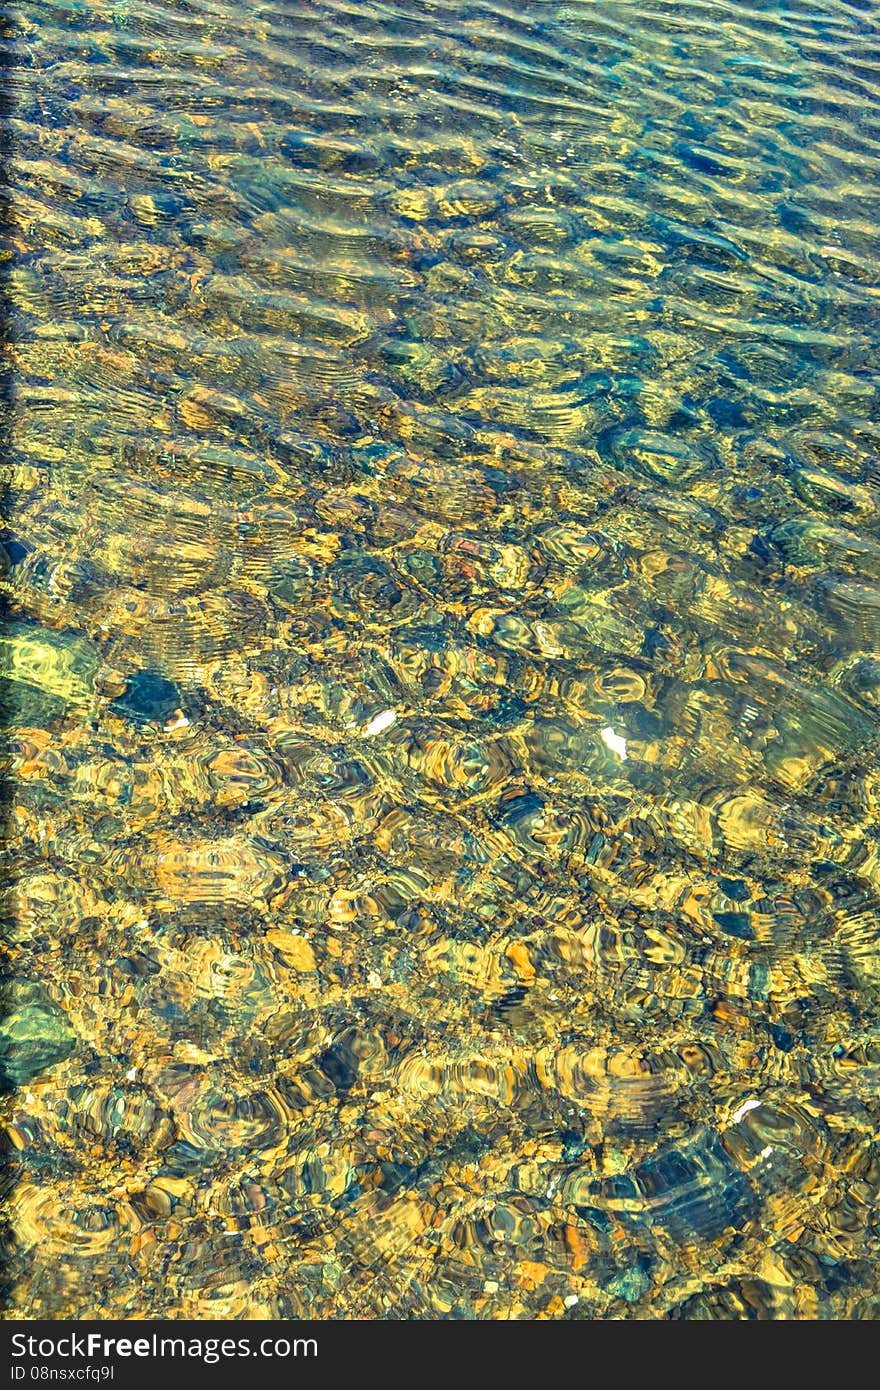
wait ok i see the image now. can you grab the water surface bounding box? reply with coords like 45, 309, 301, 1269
2, 0, 880, 1319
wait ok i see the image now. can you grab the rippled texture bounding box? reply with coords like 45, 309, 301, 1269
2, 0, 880, 1320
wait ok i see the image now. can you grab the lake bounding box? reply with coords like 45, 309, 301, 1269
1, 0, 880, 1319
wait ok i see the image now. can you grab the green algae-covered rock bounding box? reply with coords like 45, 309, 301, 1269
0, 982, 76, 1088
0, 622, 98, 727
0, 679, 67, 730
606, 1266, 652, 1304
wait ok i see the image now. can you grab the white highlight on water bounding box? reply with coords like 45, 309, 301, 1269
600, 726, 628, 759
732, 1098, 762, 1123
363, 709, 397, 737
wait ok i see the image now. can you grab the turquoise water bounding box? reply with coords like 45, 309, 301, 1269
2, 0, 880, 1319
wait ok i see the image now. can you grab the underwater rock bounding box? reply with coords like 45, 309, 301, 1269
0, 982, 76, 1088
819, 576, 880, 651
561, 1101, 826, 1246
576, 1128, 758, 1244
0, 680, 66, 730
0, 622, 98, 723
110, 669, 184, 724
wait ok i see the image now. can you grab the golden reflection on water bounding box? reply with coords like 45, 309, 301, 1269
2, 0, 880, 1319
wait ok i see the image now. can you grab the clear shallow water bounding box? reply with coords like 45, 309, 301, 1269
1, 0, 880, 1319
